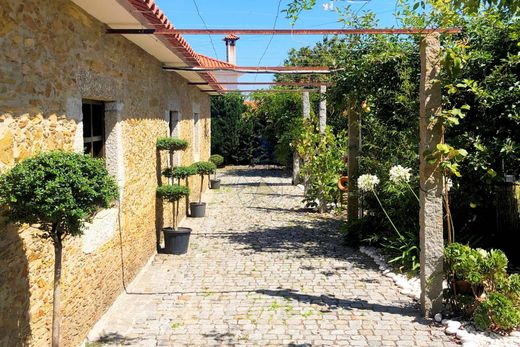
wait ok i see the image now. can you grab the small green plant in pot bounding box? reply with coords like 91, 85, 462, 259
156, 184, 191, 254
190, 161, 216, 217
0, 152, 119, 347
209, 154, 224, 189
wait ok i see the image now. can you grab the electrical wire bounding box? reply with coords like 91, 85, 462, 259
257, 0, 283, 68
192, 0, 220, 60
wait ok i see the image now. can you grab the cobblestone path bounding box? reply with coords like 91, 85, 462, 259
88, 166, 456, 347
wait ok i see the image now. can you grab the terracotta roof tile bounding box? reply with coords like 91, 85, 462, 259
224, 34, 240, 41
196, 54, 235, 68
126, 0, 224, 91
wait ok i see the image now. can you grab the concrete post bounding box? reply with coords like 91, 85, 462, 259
319, 85, 327, 134
419, 32, 444, 317
347, 104, 360, 222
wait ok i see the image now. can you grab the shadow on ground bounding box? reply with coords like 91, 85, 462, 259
224, 217, 373, 268
256, 288, 431, 325
91, 332, 140, 345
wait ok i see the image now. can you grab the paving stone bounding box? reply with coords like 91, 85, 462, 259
87, 166, 457, 346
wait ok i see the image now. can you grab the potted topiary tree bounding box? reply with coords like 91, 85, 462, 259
0, 152, 119, 347
209, 154, 224, 189
163, 165, 197, 216
156, 184, 191, 254
190, 161, 216, 217
156, 137, 191, 254
156, 137, 188, 158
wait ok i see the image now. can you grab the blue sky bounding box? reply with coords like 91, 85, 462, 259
155, 0, 402, 86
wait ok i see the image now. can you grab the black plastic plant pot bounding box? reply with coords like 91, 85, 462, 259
163, 227, 192, 255
190, 202, 206, 217
210, 179, 221, 189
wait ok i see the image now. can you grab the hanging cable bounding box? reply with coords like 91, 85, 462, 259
192, 0, 220, 60
257, 0, 283, 66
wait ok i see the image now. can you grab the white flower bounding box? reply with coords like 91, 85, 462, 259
389, 165, 412, 184
357, 174, 380, 192
446, 178, 453, 192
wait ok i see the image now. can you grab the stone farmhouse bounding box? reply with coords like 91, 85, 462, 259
0, 0, 233, 345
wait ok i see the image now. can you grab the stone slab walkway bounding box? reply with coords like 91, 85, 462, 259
87, 166, 456, 347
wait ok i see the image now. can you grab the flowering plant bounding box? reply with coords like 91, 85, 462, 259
389, 165, 412, 184
389, 165, 418, 202
357, 174, 380, 192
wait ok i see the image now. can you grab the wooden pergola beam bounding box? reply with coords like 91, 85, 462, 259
107, 28, 461, 35
165, 66, 339, 74
201, 89, 318, 93
189, 82, 333, 86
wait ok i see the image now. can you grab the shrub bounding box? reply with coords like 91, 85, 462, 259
192, 161, 216, 176
192, 161, 216, 203
0, 151, 119, 346
473, 293, 520, 332
156, 184, 190, 230
294, 122, 347, 212
445, 243, 485, 286
156, 137, 188, 151
209, 154, 224, 167
156, 185, 190, 202
163, 166, 197, 181
0, 152, 118, 235
445, 243, 520, 332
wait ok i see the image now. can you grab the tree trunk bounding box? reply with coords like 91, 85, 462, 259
173, 201, 177, 230
51, 224, 62, 347
186, 177, 190, 216
199, 175, 204, 203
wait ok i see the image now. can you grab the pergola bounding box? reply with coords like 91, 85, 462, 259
108, 26, 460, 317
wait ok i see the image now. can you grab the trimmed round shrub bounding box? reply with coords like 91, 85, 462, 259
0, 151, 119, 236
192, 161, 216, 176
156, 184, 190, 202
163, 166, 197, 180
209, 154, 224, 167
156, 137, 188, 151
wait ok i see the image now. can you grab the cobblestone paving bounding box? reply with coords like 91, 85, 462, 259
88, 166, 457, 347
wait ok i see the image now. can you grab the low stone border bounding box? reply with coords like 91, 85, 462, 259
359, 246, 520, 347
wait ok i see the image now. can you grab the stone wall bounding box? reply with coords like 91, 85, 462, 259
0, 1, 211, 346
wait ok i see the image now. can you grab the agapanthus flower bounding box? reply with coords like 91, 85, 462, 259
389, 165, 412, 184
357, 174, 380, 192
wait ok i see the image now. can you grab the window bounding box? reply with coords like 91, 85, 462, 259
193, 113, 200, 162
82, 100, 105, 157
169, 111, 180, 137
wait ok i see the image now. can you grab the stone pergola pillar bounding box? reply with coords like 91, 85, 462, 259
293, 92, 311, 185
319, 85, 327, 134
294, 92, 311, 186
347, 104, 360, 222
419, 32, 444, 317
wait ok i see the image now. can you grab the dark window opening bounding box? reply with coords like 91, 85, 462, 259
82, 100, 105, 158
169, 111, 179, 137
